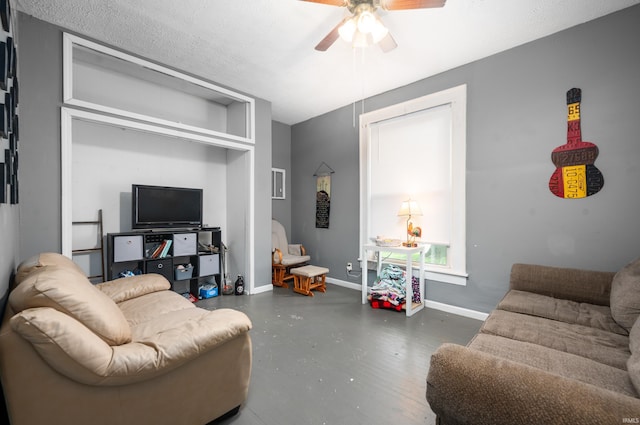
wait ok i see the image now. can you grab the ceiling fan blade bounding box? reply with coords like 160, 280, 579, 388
377, 32, 397, 53
300, 0, 347, 6
380, 0, 446, 10
315, 17, 349, 51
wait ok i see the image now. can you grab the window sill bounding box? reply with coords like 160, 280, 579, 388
424, 269, 468, 286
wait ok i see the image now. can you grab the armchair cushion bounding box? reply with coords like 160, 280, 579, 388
611, 256, 640, 332
288, 244, 303, 256
9, 265, 132, 346
271, 219, 310, 266
273, 250, 311, 266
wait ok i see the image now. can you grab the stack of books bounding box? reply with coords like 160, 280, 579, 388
147, 239, 172, 258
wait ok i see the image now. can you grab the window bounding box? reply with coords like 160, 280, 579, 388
359, 85, 467, 285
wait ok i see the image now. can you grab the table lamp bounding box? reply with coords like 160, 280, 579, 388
397, 198, 422, 247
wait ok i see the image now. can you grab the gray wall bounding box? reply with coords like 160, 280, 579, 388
0, 202, 19, 312
17, 13, 62, 258
253, 99, 272, 288
271, 121, 292, 234
17, 14, 272, 289
291, 6, 640, 313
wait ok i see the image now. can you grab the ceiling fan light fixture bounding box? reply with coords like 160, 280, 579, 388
352, 30, 371, 48
370, 18, 389, 43
356, 10, 376, 34
338, 17, 356, 42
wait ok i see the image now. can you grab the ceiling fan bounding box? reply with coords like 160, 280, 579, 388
302, 0, 446, 52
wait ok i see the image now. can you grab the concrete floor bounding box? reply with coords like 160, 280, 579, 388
198, 284, 483, 425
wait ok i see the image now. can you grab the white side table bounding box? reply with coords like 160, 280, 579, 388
361, 244, 426, 317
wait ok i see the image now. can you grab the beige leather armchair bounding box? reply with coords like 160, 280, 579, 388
272, 219, 310, 287
0, 253, 252, 425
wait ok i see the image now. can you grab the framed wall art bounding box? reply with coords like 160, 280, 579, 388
0, 0, 17, 205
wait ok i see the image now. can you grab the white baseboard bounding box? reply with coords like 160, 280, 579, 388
326, 277, 361, 291
327, 278, 488, 321
251, 283, 274, 295
424, 300, 489, 321
252, 277, 488, 321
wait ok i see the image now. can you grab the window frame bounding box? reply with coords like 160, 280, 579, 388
359, 84, 468, 285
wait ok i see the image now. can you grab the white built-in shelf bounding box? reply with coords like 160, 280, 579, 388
63, 33, 254, 144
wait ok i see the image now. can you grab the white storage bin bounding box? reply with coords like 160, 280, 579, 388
113, 235, 143, 262
198, 254, 219, 277
173, 233, 197, 256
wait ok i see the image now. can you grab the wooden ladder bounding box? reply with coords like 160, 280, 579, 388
72, 209, 105, 283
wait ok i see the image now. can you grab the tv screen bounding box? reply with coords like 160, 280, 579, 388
132, 184, 203, 229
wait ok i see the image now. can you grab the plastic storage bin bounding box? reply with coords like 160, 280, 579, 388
199, 284, 218, 299
174, 264, 194, 280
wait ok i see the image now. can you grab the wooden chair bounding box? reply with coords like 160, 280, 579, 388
272, 220, 310, 288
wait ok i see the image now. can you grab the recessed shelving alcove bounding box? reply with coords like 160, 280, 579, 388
61, 34, 256, 292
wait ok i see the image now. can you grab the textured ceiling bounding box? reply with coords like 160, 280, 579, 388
14, 0, 640, 125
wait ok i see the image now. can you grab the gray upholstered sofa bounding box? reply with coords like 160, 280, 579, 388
0, 252, 252, 425
427, 259, 640, 425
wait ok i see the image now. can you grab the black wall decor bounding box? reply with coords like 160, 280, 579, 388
0, 0, 17, 205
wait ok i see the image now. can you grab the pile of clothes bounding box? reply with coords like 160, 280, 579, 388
369, 265, 421, 309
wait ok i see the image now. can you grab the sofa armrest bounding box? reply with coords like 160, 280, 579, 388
426, 344, 640, 425
509, 263, 615, 306
11, 306, 251, 386
96, 274, 171, 303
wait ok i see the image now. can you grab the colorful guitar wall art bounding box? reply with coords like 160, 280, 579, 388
548, 88, 604, 198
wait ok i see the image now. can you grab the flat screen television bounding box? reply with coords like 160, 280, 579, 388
132, 184, 203, 229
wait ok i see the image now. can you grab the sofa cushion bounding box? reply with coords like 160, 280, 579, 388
469, 333, 638, 397
509, 263, 614, 306
15, 252, 86, 285
628, 317, 640, 394
10, 305, 252, 386
117, 290, 195, 326
631, 316, 640, 354
628, 353, 640, 395
611, 256, 640, 332
10, 307, 115, 383
9, 265, 132, 345
498, 290, 627, 335
480, 309, 630, 369
97, 274, 171, 303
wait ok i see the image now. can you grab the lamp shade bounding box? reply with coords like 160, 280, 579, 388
397, 199, 423, 217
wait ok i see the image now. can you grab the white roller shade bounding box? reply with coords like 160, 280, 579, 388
368, 104, 452, 245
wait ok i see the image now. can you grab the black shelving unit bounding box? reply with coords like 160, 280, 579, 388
107, 227, 221, 298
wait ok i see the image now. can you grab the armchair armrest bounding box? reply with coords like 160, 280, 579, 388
11, 307, 251, 386
509, 263, 615, 306
273, 248, 283, 265
427, 343, 640, 425
96, 274, 171, 303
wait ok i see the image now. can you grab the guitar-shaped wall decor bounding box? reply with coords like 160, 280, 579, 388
549, 88, 604, 198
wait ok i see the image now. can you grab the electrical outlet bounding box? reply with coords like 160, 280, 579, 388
346, 262, 352, 272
